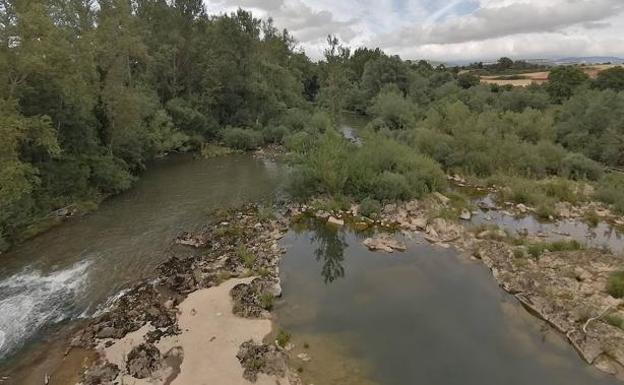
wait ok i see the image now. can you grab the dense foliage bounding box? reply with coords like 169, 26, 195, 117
289, 38, 624, 212
3, 3, 624, 249
0, 1, 315, 249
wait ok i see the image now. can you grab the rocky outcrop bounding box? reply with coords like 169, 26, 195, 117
236, 340, 288, 382
70, 204, 291, 383
126, 343, 161, 379
362, 234, 406, 253
476, 243, 624, 376
81, 361, 120, 385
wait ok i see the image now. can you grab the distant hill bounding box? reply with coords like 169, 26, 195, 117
553, 57, 624, 65
445, 56, 624, 67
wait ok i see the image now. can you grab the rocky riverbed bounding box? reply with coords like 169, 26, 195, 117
295, 192, 624, 379
60, 204, 303, 385
30, 190, 624, 384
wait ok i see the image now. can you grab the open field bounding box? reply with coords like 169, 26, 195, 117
480, 65, 621, 87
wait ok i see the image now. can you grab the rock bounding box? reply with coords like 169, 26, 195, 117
237, 340, 288, 382
175, 232, 208, 248
315, 210, 330, 221
594, 355, 618, 375
327, 216, 344, 226
516, 203, 528, 213
363, 235, 407, 253
164, 299, 175, 310
411, 217, 428, 230
433, 192, 450, 205
459, 209, 472, 221
82, 362, 120, 385
268, 279, 282, 297
297, 353, 312, 362
96, 327, 118, 339
126, 343, 161, 379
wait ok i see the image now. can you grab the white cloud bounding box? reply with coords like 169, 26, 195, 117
203, 0, 624, 62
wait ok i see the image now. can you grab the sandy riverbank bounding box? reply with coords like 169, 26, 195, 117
92, 277, 288, 385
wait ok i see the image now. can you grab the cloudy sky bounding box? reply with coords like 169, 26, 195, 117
204, 0, 624, 62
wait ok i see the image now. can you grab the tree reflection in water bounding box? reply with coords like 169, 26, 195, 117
307, 220, 348, 284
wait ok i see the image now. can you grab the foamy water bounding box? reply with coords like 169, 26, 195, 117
0, 260, 92, 359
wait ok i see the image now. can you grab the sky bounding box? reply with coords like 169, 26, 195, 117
203, 0, 624, 62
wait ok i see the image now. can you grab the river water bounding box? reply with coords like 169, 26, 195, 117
1, 119, 622, 384
0, 154, 284, 365
276, 221, 620, 385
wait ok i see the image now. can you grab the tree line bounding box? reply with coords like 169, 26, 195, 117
0, 1, 321, 250
2, 2, 624, 250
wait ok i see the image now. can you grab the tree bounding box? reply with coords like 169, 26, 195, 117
594, 66, 624, 92
547, 66, 589, 102
497, 57, 514, 70
457, 73, 480, 89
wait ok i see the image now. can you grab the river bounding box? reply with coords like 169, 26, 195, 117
0, 153, 284, 369
275, 220, 620, 385
0, 120, 622, 384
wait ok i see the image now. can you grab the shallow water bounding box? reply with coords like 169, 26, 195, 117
276, 221, 620, 385
0, 153, 284, 364
470, 195, 624, 254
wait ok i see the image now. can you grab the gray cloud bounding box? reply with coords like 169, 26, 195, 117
205, 0, 624, 61
376, 0, 624, 48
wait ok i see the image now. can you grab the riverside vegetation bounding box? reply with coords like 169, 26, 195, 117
3, 2, 624, 381
3, 2, 624, 252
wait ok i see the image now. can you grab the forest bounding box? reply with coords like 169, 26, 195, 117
2, 0, 624, 251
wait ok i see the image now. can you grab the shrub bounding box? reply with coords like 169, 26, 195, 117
457, 73, 480, 89
222, 128, 263, 151
237, 246, 256, 269
89, 156, 135, 194
263, 125, 289, 144
583, 210, 601, 227
596, 174, 624, 213
359, 198, 381, 218
561, 153, 603, 181
604, 314, 624, 330
372, 172, 411, 201
607, 271, 624, 298
259, 293, 274, 310
276, 329, 291, 348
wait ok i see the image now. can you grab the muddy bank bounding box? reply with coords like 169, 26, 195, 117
295, 194, 624, 379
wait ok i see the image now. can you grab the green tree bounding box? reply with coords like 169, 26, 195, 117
594, 66, 624, 92
547, 66, 589, 102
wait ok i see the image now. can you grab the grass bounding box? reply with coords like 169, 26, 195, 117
490, 176, 587, 212
527, 240, 583, 258
259, 293, 274, 310
237, 245, 257, 269
604, 314, 624, 330
201, 143, 233, 158
607, 271, 624, 298
583, 210, 601, 227
276, 329, 291, 348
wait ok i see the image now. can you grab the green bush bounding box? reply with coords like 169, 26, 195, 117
89, 156, 135, 194
259, 293, 274, 310
263, 125, 289, 144
561, 153, 603, 181
359, 198, 381, 218
222, 128, 264, 151
372, 172, 411, 201
276, 329, 291, 348
287, 132, 447, 201
596, 174, 624, 213
607, 271, 624, 298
